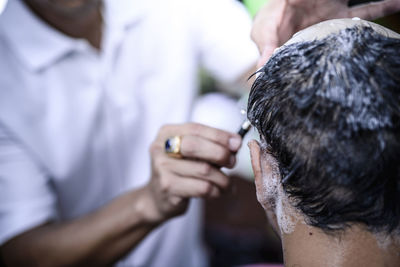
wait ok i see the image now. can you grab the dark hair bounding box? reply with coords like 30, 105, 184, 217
247, 26, 400, 233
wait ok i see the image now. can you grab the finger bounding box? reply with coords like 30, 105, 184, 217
180, 135, 236, 168
168, 158, 231, 190
251, 0, 283, 52
160, 123, 242, 152
168, 176, 221, 199
349, 0, 400, 20
257, 45, 276, 68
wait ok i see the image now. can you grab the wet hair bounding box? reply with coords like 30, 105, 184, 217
248, 26, 400, 234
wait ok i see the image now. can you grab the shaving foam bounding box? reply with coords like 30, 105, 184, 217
258, 149, 302, 234
374, 229, 400, 251
375, 232, 392, 250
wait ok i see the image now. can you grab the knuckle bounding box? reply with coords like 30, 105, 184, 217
168, 196, 184, 208
186, 122, 197, 129
160, 124, 172, 132
199, 182, 213, 197
181, 137, 196, 156
158, 124, 177, 138
215, 148, 230, 163
220, 176, 230, 189
213, 133, 230, 147
158, 158, 170, 169
159, 176, 172, 193
153, 153, 166, 166
187, 123, 203, 134
198, 163, 212, 176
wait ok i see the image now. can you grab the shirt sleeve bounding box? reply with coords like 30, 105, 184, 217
0, 124, 57, 245
193, 0, 259, 84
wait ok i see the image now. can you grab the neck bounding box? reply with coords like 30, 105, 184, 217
23, 0, 103, 49
282, 222, 400, 267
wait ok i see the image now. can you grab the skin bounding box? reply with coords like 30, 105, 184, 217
1, 123, 242, 266
249, 140, 400, 267
0, 2, 244, 266
248, 19, 400, 267
251, 0, 400, 67
1, 0, 398, 265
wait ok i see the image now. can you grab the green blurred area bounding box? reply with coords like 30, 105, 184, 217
242, 0, 399, 33
243, 0, 268, 18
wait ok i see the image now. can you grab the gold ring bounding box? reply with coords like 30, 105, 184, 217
165, 136, 182, 158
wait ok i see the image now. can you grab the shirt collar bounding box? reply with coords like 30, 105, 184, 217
0, 0, 82, 71
0, 0, 151, 72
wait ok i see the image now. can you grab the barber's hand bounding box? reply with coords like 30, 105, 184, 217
143, 123, 242, 223
252, 0, 400, 67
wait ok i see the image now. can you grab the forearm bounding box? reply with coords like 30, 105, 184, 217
1, 186, 160, 267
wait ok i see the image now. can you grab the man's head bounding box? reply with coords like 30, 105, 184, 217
247, 19, 400, 235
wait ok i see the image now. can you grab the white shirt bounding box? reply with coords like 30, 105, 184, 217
0, 0, 258, 266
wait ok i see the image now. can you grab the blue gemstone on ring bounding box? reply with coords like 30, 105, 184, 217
165, 139, 172, 152
165, 136, 181, 157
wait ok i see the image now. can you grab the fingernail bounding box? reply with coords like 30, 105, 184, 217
229, 137, 241, 151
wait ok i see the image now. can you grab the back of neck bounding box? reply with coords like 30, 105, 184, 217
282, 222, 400, 267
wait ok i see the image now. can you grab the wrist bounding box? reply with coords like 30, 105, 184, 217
132, 186, 165, 226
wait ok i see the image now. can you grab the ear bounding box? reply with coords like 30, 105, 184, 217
248, 140, 263, 193
249, 140, 282, 237
248, 140, 280, 207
